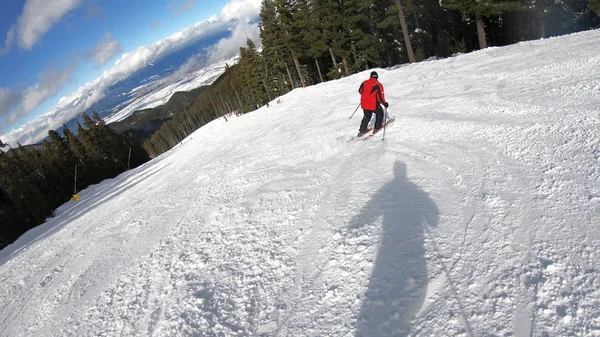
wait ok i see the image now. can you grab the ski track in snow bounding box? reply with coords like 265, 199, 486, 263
1, 30, 600, 336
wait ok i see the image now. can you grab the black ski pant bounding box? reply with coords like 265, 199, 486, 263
359, 105, 384, 132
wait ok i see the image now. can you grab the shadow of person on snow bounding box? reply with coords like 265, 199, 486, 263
350, 161, 439, 336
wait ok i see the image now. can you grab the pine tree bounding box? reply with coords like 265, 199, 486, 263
373, 0, 404, 65
301, 1, 327, 82
590, 0, 600, 13
274, 0, 308, 87
441, 0, 522, 49
261, 0, 298, 89
41, 139, 72, 204
2, 148, 51, 225
239, 39, 270, 107
393, 0, 417, 62
341, 0, 381, 71
318, 0, 352, 76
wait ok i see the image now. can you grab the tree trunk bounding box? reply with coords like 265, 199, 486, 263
538, 19, 546, 39
394, 0, 416, 63
475, 13, 488, 49
413, 11, 421, 30
262, 78, 272, 101
278, 73, 289, 95
292, 55, 306, 88
315, 57, 324, 83
329, 47, 339, 71
234, 90, 244, 111
350, 41, 358, 67
285, 29, 306, 88
262, 64, 272, 101
342, 56, 351, 76
214, 92, 227, 115
192, 113, 201, 127
209, 97, 219, 114
285, 62, 295, 90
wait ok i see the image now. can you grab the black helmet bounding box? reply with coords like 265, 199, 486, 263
370, 71, 378, 79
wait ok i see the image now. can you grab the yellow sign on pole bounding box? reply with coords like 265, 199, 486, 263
73, 165, 79, 202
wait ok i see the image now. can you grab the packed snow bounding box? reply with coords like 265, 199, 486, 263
1, 30, 600, 336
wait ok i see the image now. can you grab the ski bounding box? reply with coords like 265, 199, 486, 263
358, 127, 375, 137
363, 117, 396, 140
347, 127, 375, 141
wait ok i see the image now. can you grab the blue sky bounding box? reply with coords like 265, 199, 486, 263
0, 0, 261, 145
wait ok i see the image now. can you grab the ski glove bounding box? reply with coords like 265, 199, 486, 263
383, 102, 389, 108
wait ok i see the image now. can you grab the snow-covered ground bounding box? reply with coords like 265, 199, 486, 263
1, 30, 600, 336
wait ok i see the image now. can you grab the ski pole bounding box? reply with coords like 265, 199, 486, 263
349, 103, 361, 119
382, 107, 388, 141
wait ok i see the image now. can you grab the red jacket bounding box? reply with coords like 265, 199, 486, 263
359, 78, 386, 110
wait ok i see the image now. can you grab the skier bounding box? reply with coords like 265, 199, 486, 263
357, 71, 389, 137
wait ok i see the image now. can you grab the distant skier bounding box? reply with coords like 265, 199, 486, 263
357, 71, 389, 137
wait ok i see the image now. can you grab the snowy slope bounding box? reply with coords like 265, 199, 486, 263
1, 30, 600, 337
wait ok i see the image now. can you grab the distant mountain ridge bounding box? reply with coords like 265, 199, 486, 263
103, 55, 237, 125
63, 54, 238, 143
108, 86, 209, 139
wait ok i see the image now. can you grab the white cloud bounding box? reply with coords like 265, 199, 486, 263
21, 66, 74, 114
0, 26, 16, 56
0, 31, 117, 134
15, 0, 82, 50
8, 112, 19, 125
0, 89, 22, 119
0, 65, 74, 135
208, 21, 260, 64
168, 0, 197, 14
0, 20, 229, 145
207, 0, 262, 63
221, 0, 261, 22
88, 32, 122, 66
0, 0, 263, 146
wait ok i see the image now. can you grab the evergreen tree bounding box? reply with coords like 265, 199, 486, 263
331, 0, 356, 75
342, 0, 382, 71
239, 39, 270, 107
393, 0, 418, 62
261, 0, 298, 89
274, 0, 308, 87
0, 118, 149, 249
310, 0, 348, 78
590, 0, 600, 13
441, 0, 522, 49
301, 0, 328, 82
